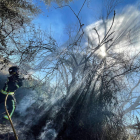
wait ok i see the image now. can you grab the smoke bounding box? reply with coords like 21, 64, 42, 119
39, 121, 57, 140
36, 4, 140, 140
15, 90, 37, 116
84, 5, 140, 58
1, 3, 140, 140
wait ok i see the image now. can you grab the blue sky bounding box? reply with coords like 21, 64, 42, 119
32, 0, 139, 45
29, 0, 140, 80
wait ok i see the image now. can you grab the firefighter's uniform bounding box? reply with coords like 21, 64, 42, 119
0, 70, 22, 120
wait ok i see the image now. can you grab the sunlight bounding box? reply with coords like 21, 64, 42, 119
100, 45, 107, 57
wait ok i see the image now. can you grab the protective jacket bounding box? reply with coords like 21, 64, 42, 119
1, 74, 22, 94
0, 74, 23, 120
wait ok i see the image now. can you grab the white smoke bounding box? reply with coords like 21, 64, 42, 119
16, 90, 36, 116
84, 5, 140, 58
39, 121, 57, 140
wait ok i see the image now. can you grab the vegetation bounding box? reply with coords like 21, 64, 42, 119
0, 0, 140, 140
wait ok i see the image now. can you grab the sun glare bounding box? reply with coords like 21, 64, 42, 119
100, 45, 107, 57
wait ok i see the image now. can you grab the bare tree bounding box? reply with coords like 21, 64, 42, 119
28, 1, 140, 139
0, 0, 139, 139
0, 0, 41, 66
22, 1, 137, 139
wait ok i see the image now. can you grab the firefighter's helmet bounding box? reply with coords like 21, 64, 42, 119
9, 66, 19, 75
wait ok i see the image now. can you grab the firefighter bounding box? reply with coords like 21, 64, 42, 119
0, 66, 23, 120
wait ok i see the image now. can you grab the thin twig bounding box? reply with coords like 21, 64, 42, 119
80, 11, 116, 64
78, 0, 87, 16
93, 28, 100, 44
101, 10, 116, 45
54, 0, 86, 30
